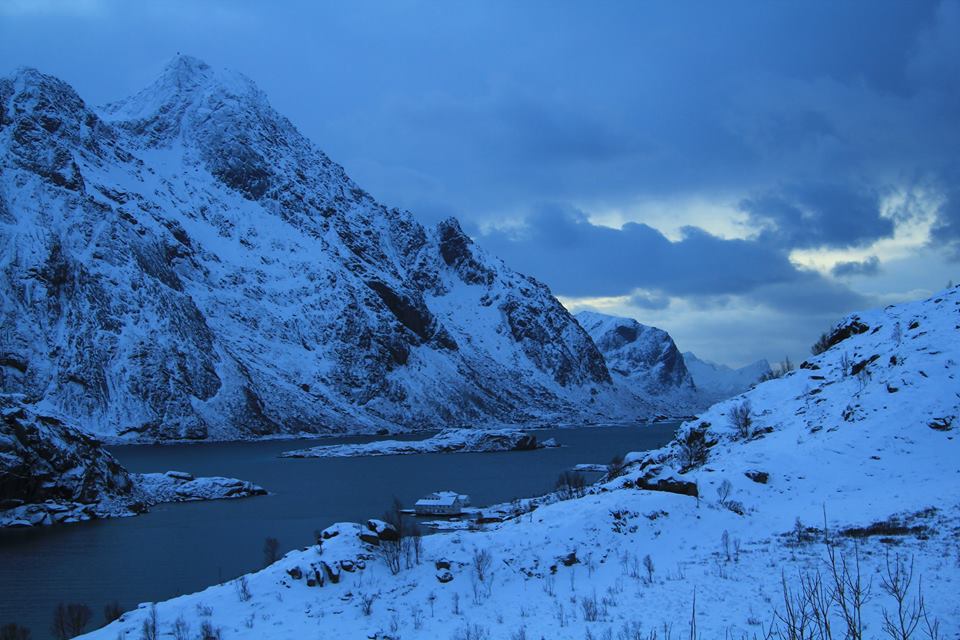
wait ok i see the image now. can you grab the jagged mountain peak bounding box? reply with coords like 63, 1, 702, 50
575, 310, 698, 415
101, 54, 263, 123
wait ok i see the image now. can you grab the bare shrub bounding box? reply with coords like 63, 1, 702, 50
728, 401, 753, 438
139, 604, 157, 640
51, 603, 91, 640
760, 357, 795, 382
607, 453, 627, 479
0, 624, 31, 640
717, 479, 733, 507
642, 554, 655, 584
452, 623, 490, 640
676, 424, 711, 471
880, 554, 923, 640
199, 620, 221, 640
556, 471, 587, 499
360, 592, 377, 616
473, 548, 493, 583
234, 575, 252, 602
263, 537, 280, 566
104, 600, 122, 624
811, 332, 832, 355
581, 591, 601, 622
172, 616, 190, 640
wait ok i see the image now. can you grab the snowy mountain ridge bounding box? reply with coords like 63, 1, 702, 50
82, 286, 960, 638
0, 56, 646, 441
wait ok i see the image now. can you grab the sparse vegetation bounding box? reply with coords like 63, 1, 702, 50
728, 400, 753, 438
0, 624, 31, 640
556, 470, 588, 499
51, 603, 91, 640
760, 356, 795, 382
263, 536, 280, 566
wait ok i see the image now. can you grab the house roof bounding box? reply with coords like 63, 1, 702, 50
415, 491, 467, 507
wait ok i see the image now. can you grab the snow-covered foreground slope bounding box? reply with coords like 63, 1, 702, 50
83, 289, 960, 638
0, 56, 643, 441
0, 397, 265, 528
682, 352, 771, 404
281, 428, 557, 458
576, 311, 702, 415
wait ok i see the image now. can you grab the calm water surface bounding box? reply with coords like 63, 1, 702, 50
0, 423, 677, 638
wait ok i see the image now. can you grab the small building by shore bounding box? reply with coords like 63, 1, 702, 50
414, 491, 471, 516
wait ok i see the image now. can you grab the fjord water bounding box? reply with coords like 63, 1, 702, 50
0, 424, 677, 638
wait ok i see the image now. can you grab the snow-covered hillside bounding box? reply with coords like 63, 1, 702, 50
682, 351, 771, 404
0, 56, 645, 440
82, 289, 960, 638
576, 311, 701, 415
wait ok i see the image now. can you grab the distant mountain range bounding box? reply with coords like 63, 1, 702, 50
681, 352, 771, 404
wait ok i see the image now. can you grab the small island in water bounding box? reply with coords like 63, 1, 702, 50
280, 428, 559, 458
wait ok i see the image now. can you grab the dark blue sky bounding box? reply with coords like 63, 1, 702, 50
3, 0, 958, 365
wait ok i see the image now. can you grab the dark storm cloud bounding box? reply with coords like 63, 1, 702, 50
831, 256, 882, 278
478, 204, 866, 315
739, 184, 893, 250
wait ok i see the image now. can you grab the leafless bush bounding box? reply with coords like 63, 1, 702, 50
717, 479, 733, 507
103, 600, 122, 624
760, 357, 794, 382
556, 471, 587, 499
234, 575, 252, 602
676, 425, 710, 471
199, 620, 221, 640
728, 401, 753, 438
0, 624, 31, 640
880, 554, 923, 640
380, 538, 402, 575
359, 592, 377, 616
411, 605, 424, 630
452, 623, 490, 640
263, 537, 280, 566
473, 548, 493, 583
840, 352, 852, 377
139, 604, 157, 640
811, 332, 832, 355
643, 554, 655, 584
172, 616, 190, 640
581, 591, 601, 622
452, 592, 461, 615
721, 530, 731, 562
510, 627, 528, 640
607, 453, 627, 479
51, 603, 91, 640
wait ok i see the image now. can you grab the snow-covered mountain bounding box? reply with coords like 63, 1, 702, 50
682, 351, 771, 403
83, 287, 960, 638
576, 311, 701, 415
0, 56, 644, 440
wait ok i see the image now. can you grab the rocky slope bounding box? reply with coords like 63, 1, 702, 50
82, 287, 960, 639
0, 56, 643, 441
0, 397, 265, 527
681, 351, 771, 403
575, 311, 700, 415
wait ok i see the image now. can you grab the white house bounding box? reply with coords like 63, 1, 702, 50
414, 491, 471, 516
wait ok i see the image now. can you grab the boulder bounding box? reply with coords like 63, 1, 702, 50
636, 465, 699, 498
436, 570, 453, 583
745, 470, 769, 484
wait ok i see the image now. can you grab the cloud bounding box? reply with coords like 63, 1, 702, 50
478, 203, 867, 316
739, 184, 894, 250
831, 256, 881, 277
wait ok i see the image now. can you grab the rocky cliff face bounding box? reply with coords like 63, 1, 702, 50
575, 311, 700, 415
0, 57, 638, 440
